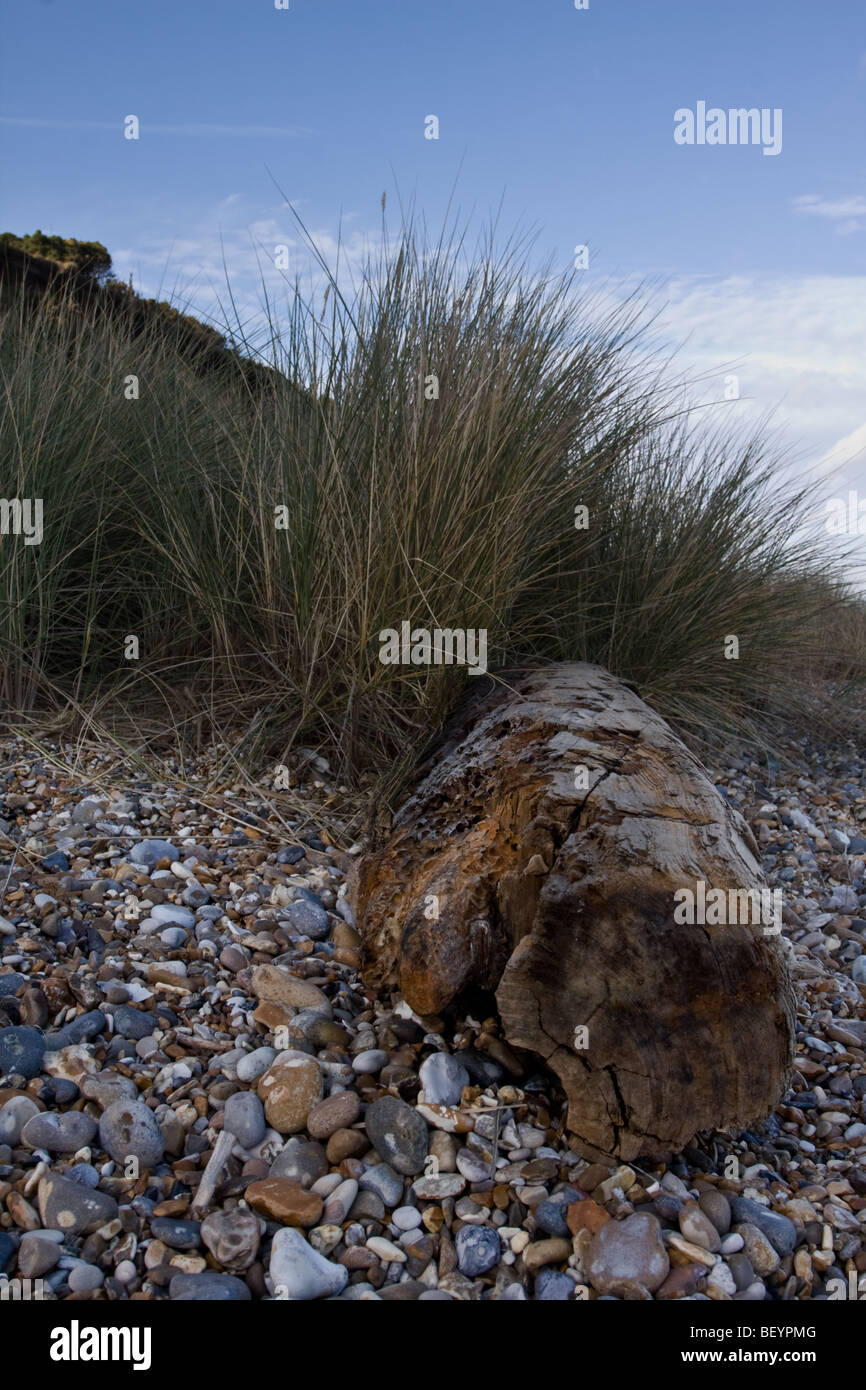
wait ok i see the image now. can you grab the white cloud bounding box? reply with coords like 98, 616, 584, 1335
634, 273, 866, 476
113, 203, 866, 495
815, 421, 866, 480
642, 272, 866, 586
110, 200, 384, 352
792, 193, 866, 232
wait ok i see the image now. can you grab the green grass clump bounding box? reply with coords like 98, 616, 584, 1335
0, 213, 862, 791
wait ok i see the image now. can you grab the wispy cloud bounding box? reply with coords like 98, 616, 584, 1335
792, 193, 866, 234
111, 198, 866, 519
816, 421, 866, 478
639, 272, 866, 497
110, 199, 383, 350
0, 116, 313, 138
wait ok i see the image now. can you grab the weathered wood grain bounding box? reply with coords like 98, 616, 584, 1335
349, 663, 796, 1160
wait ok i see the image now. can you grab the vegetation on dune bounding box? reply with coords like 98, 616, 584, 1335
0, 218, 863, 796
0, 229, 113, 278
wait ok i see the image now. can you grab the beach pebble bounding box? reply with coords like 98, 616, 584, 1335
733, 1222, 781, 1276
730, 1197, 796, 1257
352, 1049, 389, 1074
258, 1056, 323, 1134
585, 1212, 670, 1296
110, 1006, 157, 1041
306, 1090, 361, 1140
223, 1090, 266, 1148
364, 1096, 428, 1175
286, 898, 331, 940
22, 1110, 97, 1153
37, 1173, 118, 1235
236, 1047, 276, 1083
18, 1233, 63, 1278
68, 1263, 105, 1292
0, 1026, 45, 1079
360, 1163, 405, 1207
99, 1098, 165, 1168
456, 1225, 500, 1277
269, 1137, 328, 1186
169, 1272, 251, 1300
0, 1095, 40, 1145
201, 1207, 260, 1270
419, 1051, 470, 1106
130, 839, 180, 868
269, 1226, 348, 1300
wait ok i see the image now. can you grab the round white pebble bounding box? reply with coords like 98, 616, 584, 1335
392, 1206, 422, 1231
720, 1232, 744, 1254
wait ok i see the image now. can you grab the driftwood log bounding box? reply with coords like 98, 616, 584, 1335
350, 663, 795, 1161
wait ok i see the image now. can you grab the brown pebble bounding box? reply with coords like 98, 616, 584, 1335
7, 1192, 40, 1231
326, 1129, 368, 1164
576, 1163, 611, 1191
332, 922, 361, 951
567, 1198, 610, 1236
257, 1056, 322, 1134
422, 1205, 444, 1234
307, 1091, 361, 1141
438, 1229, 457, 1277
339, 1157, 365, 1181
339, 1246, 378, 1270
252, 1001, 296, 1032
241, 1159, 270, 1179
152, 1198, 190, 1217
244, 1177, 323, 1228
0, 1088, 44, 1111
656, 1264, 705, 1299
523, 1237, 571, 1273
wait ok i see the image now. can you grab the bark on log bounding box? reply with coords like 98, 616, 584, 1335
349, 663, 796, 1162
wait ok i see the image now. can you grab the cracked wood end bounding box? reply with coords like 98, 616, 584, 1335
349, 662, 795, 1161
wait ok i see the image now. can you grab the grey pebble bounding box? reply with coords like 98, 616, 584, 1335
287, 898, 331, 940
364, 1096, 428, 1176
18, 1233, 63, 1278
99, 1099, 165, 1168
269, 1137, 328, 1186
68, 1264, 105, 1292
268, 1227, 347, 1301
224, 1090, 266, 1149
130, 839, 180, 868
730, 1196, 796, 1256
22, 1110, 97, 1153
352, 1049, 389, 1074
66, 1163, 100, 1189
0, 1026, 45, 1079
150, 903, 195, 928
38, 1173, 118, 1235
150, 1217, 202, 1250
456, 1224, 500, 1276
110, 1006, 157, 1041
235, 1047, 276, 1083
0, 1095, 40, 1145
159, 927, 188, 949
169, 1272, 251, 1300
419, 1052, 470, 1106
359, 1162, 404, 1207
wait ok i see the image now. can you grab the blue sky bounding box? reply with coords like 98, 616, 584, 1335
2, 0, 865, 548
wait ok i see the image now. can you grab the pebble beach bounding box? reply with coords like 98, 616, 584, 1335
0, 722, 864, 1303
